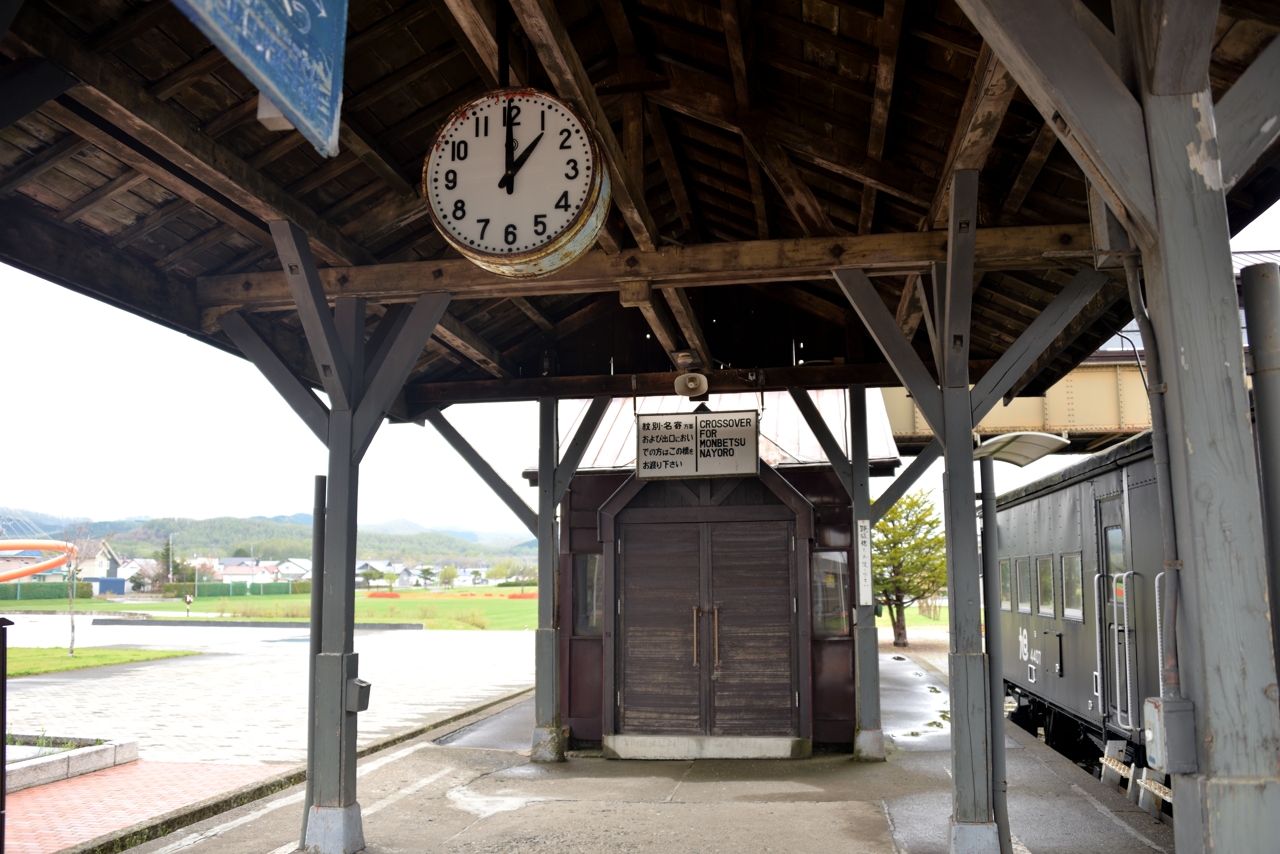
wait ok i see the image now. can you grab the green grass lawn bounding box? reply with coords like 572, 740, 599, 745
7, 647, 200, 677
0, 592, 539, 631
876, 605, 950, 629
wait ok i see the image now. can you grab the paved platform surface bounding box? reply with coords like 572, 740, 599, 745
125, 653, 1174, 854
4, 615, 534, 763
6, 761, 281, 854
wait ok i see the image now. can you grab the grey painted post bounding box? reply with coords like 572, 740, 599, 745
1240, 262, 1280, 677
309, 297, 366, 851
849, 385, 884, 760
532, 397, 564, 761
301, 474, 326, 849
1122, 38, 1280, 849
941, 169, 997, 851
980, 457, 1012, 854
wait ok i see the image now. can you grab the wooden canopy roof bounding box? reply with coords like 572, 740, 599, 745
0, 0, 1276, 419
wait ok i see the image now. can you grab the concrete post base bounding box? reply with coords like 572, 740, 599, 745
853, 728, 885, 761
531, 725, 565, 763
303, 803, 365, 854
949, 820, 1000, 854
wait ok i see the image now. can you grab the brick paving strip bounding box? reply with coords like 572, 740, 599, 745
8, 687, 533, 854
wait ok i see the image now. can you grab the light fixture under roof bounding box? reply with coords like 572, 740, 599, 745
972, 432, 1070, 467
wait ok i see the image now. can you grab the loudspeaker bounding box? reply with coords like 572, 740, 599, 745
675, 372, 708, 397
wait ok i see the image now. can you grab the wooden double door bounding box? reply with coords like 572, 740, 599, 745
617, 520, 798, 736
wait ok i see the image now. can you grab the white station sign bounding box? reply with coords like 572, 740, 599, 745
636, 410, 760, 480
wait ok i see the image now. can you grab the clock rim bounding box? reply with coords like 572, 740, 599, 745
423, 88, 607, 278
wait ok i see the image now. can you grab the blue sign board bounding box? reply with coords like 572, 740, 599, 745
172, 0, 348, 157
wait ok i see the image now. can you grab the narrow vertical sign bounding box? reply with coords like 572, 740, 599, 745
856, 519, 873, 606
172, 0, 347, 156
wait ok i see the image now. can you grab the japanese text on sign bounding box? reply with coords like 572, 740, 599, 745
636, 410, 759, 480
856, 519, 873, 606
173, 0, 347, 156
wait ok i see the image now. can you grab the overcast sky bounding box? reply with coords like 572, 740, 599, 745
2, 204, 1277, 536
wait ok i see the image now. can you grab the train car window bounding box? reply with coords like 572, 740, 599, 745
1105, 527, 1125, 574
999, 559, 1012, 611
1016, 557, 1032, 613
812, 551, 851, 637
1037, 556, 1055, 617
573, 553, 603, 636
1062, 553, 1084, 621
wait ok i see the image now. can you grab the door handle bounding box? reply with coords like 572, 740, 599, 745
693, 606, 701, 668
713, 605, 721, 670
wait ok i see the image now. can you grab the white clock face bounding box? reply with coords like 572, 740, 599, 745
426, 91, 597, 257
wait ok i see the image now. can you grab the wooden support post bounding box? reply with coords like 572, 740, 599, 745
423, 408, 538, 535
532, 397, 563, 762
869, 439, 942, 526
848, 386, 883, 760
619, 280, 684, 360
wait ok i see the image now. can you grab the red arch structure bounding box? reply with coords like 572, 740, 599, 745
0, 541, 78, 584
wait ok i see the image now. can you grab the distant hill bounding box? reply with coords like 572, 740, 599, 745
252, 513, 313, 526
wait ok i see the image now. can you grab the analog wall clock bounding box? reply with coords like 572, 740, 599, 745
424, 89, 611, 278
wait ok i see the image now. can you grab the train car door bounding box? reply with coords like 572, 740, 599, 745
1096, 496, 1136, 731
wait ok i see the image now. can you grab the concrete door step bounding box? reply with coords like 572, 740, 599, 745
603, 735, 811, 760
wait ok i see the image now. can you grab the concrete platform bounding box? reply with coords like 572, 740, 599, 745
127, 653, 1175, 854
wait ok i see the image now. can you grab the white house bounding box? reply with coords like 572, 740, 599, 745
278, 559, 312, 581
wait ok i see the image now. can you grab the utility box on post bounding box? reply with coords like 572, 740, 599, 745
1143, 696, 1196, 774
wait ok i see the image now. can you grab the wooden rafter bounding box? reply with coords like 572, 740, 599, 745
9, 3, 374, 266
148, 49, 229, 101
509, 296, 555, 332
861, 0, 905, 235
0, 134, 88, 195
749, 137, 841, 237
746, 282, 856, 327
1001, 121, 1058, 222
435, 311, 513, 378
111, 199, 193, 247
55, 168, 148, 223
437, 0, 525, 87
619, 280, 684, 357
923, 43, 1017, 229
647, 101, 697, 239
510, 0, 659, 251
659, 286, 712, 368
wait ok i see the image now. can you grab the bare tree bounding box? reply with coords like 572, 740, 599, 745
64, 524, 99, 657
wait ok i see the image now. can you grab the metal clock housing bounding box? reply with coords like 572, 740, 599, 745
424, 89, 610, 278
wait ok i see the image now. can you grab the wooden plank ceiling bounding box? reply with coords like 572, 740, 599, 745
0, 0, 1276, 413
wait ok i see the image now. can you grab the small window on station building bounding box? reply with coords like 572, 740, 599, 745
573, 553, 603, 636
999, 559, 1012, 611
1037, 556, 1055, 617
811, 551, 851, 638
1016, 557, 1032, 614
1062, 553, 1084, 621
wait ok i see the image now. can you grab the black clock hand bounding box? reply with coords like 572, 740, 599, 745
498, 102, 515, 191
499, 132, 544, 194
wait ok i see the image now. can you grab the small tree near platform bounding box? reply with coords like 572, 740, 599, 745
872, 490, 947, 647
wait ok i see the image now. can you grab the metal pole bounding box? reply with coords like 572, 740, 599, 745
980, 457, 1012, 854
1241, 262, 1280, 675
301, 474, 326, 848
2, 617, 10, 854
849, 385, 883, 760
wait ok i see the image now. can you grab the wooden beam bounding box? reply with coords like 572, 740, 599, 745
198, 223, 1094, 307
345, 44, 465, 113
650, 85, 935, 208
437, 0, 523, 87
646, 101, 697, 238
202, 98, 258, 139
894, 273, 924, 339
749, 137, 841, 237
55, 168, 148, 223
745, 155, 769, 240
623, 94, 644, 191
0, 134, 88, 195
619, 280, 683, 357
955, 0, 1158, 245
405, 361, 956, 407
1218, 36, 1280, 192
659, 286, 712, 367
1005, 276, 1128, 398
148, 48, 229, 101
89, 1, 175, 53
1142, 0, 1221, 96
746, 282, 856, 326
509, 296, 555, 332
510, 0, 660, 251
435, 312, 513, 377
221, 311, 329, 444
156, 223, 238, 271
721, 0, 752, 109
247, 131, 306, 170
10, 3, 375, 266
861, 0, 905, 235
924, 43, 1017, 229
1000, 121, 1058, 220
423, 408, 538, 534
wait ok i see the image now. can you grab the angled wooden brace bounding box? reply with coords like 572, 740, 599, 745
835, 267, 944, 435
1218, 36, 1280, 193
221, 311, 329, 444
955, 0, 1158, 245
270, 221, 354, 410
554, 396, 612, 506
869, 438, 942, 526
970, 267, 1110, 422
423, 408, 539, 536
788, 387, 854, 499
352, 292, 452, 463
